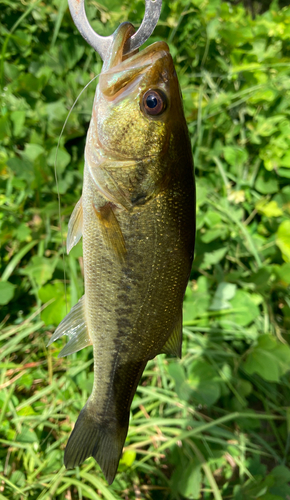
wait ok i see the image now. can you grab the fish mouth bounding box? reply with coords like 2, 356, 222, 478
99, 41, 172, 101
97, 18, 172, 103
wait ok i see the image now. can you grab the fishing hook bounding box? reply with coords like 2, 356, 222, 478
68, 0, 162, 61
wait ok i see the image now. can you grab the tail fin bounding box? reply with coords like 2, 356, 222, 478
64, 403, 129, 485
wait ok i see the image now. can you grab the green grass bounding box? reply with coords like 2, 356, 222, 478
1, 0, 290, 498
1, 312, 290, 498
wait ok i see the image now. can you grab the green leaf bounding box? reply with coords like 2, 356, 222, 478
16, 426, 38, 443
255, 199, 283, 218
188, 359, 221, 406
38, 281, 69, 326
220, 290, 260, 327
224, 146, 248, 166
10, 110, 25, 136
168, 363, 192, 401
10, 471, 25, 488
201, 226, 228, 243
119, 449, 136, 468
200, 247, 228, 269
274, 263, 290, 285
23, 143, 45, 161
243, 334, 290, 382
178, 459, 202, 499
276, 220, 290, 262
0, 115, 11, 140
16, 73, 40, 93
7, 156, 34, 182
206, 18, 220, 40
18, 373, 34, 389
279, 152, 290, 168
21, 256, 56, 287
0, 281, 16, 305
249, 267, 272, 293
278, 168, 290, 178
14, 223, 31, 242
17, 406, 36, 417
255, 170, 279, 194
196, 180, 209, 208
47, 147, 71, 174
255, 115, 284, 137
271, 465, 290, 484
183, 277, 210, 321
210, 282, 237, 310
44, 100, 68, 122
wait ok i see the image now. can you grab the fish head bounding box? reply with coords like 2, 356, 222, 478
93, 22, 186, 161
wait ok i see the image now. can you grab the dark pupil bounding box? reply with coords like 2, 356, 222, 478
146, 95, 158, 108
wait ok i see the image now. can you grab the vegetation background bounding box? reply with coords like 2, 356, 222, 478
1, 0, 290, 498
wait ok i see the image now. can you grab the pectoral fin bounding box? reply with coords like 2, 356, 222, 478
161, 310, 183, 358
67, 198, 83, 254
93, 203, 126, 263
47, 295, 92, 357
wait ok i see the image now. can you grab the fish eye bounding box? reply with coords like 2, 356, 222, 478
142, 89, 167, 116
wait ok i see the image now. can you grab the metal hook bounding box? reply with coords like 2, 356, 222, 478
68, 0, 162, 62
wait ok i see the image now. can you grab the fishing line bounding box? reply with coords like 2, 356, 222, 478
54, 72, 100, 314
45, 72, 101, 457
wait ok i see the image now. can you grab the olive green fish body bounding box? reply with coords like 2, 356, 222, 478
48, 22, 195, 484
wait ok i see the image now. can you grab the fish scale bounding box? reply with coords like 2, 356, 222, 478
47, 22, 195, 484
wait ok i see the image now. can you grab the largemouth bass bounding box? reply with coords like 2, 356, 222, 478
48, 22, 195, 484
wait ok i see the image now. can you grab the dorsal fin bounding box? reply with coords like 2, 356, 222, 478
47, 296, 92, 357
67, 197, 83, 254
161, 310, 183, 358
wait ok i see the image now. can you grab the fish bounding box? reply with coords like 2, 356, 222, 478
48, 21, 195, 485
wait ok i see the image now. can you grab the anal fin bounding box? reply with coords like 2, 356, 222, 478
47, 295, 92, 357
67, 197, 83, 254
161, 310, 183, 358
92, 202, 126, 263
